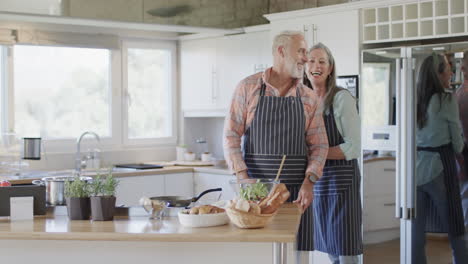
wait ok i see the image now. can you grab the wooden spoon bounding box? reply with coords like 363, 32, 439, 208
274, 155, 286, 182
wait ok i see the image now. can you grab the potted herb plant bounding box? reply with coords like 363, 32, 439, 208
90, 169, 119, 221
65, 176, 91, 220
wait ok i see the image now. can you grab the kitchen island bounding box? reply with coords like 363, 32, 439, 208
0, 204, 301, 264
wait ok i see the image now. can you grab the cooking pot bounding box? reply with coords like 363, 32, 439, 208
32, 176, 92, 205
150, 187, 222, 208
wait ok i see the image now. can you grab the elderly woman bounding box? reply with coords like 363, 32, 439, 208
414, 53, 468, 264
304, 43, 362, 264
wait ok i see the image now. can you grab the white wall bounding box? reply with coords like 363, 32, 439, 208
183, 117, 225, 160
24, 147, 176, 171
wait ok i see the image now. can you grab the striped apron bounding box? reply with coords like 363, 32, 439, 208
243, 81, 313, 251
313, 105, 363, 256
417, 144, 465, 236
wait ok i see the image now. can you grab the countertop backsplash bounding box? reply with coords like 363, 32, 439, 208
183, 117, 225, 161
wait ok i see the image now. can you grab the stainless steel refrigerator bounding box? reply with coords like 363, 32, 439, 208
362, 41, 468, 263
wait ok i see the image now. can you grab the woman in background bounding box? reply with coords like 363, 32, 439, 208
414, 53, 468, 264
305, 42, 362, 264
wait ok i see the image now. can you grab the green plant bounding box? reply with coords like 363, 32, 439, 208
89, 174, 104, 197
90, 168, 119, 197
65, 177, 90, 198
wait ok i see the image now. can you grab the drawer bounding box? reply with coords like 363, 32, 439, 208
364, 160, 396, 197
364, 194, 399, 231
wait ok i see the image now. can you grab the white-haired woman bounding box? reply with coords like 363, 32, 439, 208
414, 53, 468, 264
305, 43, 362, 264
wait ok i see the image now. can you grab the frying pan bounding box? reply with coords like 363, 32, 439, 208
150, 188, 222, 207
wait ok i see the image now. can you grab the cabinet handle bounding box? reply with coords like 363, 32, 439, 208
313, 24, 317, 45
384, 202, 396, 206
211, 66, 217, 103
384, 168, 395, 172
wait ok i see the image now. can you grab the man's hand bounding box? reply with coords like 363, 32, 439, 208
293, 180, 314, 213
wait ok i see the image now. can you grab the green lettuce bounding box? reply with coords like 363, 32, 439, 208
239, 180, 269, 201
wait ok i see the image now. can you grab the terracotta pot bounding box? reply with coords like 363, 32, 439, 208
66, 197, 90, 220
90, 196, 116, 221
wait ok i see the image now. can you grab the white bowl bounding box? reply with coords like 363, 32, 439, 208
178, 210, 229, 227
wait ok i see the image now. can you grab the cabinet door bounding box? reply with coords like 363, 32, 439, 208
180, 38, 217, 111
313, 10, 359, 76
164, 173, 194, 197
216, 31, 269, 109
269, 10, 359, 76
364, 159, 396, 197
194, 173, 236, 202
365, 194, 399, 231
115, 175, 165, 207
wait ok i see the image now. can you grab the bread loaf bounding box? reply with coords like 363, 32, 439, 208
259, 183, 290, 214
189, 205, 225, 215
248, 202, 261, 215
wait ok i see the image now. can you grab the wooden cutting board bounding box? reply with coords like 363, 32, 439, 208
173, 160, 215, 166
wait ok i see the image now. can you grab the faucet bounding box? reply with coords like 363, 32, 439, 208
75, 131, 100, 175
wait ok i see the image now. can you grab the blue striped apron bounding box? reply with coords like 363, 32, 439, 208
313, 105, 363, 256
243, 81, 313, 251
417, 144, 465, 236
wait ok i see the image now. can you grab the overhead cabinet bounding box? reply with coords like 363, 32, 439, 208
180, 30, 271, 117
267, 9, 360, 76
180, 38, 218, 113
362, 0, 468, 43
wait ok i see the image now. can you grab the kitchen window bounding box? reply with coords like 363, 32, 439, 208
13, 45, 111, 139
0, 37, 177, 152
122, 41, 176, 145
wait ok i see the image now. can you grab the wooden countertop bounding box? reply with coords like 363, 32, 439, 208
4, 166, 232, 185
0, 204, 301, 243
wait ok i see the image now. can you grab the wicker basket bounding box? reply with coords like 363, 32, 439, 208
226, 207, 276, 229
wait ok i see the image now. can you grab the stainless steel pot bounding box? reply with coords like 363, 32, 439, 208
32, 176, 92, 205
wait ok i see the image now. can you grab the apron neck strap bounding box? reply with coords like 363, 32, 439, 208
260, 79, 301, 98
260, 80, 266, 96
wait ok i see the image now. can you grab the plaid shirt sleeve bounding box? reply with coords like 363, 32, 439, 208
223, 79, 249, 174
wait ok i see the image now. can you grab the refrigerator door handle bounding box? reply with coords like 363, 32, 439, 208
400, 57, 411, 220
408, 57, 417, 220
399, 56, 417, 221
395, 58, 402, 219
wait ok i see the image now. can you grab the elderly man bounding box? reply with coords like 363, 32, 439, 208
223, 31, 329, 263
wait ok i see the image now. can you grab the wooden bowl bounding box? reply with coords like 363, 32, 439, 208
225, 207, 276, 229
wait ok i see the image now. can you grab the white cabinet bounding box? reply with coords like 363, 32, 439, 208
268, 9, 360, 76
216, 30, 271, 109
180, 29, 272, 116
194, 172, 236, 202
115, 175, 165, 207
180, 38, 218, 112
362, 0, 467, 43
165, 172, 194, 197
362, 159, 399, 232
116, 173, 194, 206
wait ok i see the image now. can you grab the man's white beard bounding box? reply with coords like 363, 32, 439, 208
285, 56, 303, 79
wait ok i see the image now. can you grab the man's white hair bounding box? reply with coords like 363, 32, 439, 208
272, 30, 304, 55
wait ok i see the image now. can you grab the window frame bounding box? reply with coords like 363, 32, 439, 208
0, 37, 178, 154
121, 39, 178, 147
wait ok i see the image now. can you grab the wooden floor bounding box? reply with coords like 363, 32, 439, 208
364, 237, 452, 264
